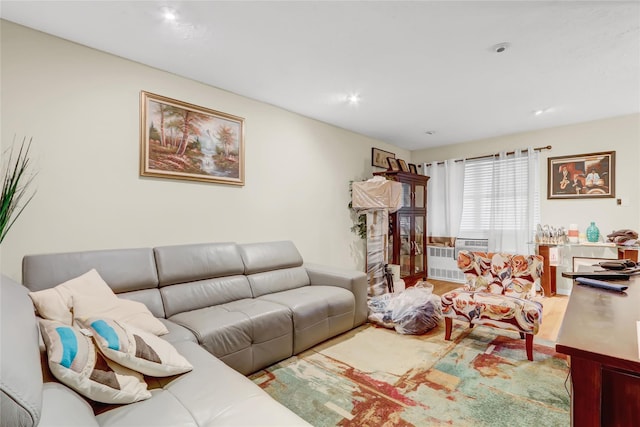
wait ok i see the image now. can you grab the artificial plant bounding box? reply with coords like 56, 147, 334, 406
348, 180, 367, 239
1, 137, 36, 243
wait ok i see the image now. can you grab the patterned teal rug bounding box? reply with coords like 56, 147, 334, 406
250, 323, 570, 426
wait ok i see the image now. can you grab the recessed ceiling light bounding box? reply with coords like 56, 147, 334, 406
533, 107, 553, 116
162, 8, 177, 21
347, 94, 360, 105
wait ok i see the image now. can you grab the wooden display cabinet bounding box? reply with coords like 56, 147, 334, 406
374, 171, 429, 286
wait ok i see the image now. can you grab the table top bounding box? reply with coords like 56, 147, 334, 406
556, 275, 640, 372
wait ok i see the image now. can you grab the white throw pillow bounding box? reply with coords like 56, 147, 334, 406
29, 269, 117, 325
39, 319, 151, 404
29, 269, 168, 336
79, 317, 193, 377
73, 294, 168, 336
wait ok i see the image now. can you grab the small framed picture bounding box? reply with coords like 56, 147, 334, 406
408, 163, 418, 174
398, 159, 410, 172
387, 157, 401, 171
372, 147, 395, 168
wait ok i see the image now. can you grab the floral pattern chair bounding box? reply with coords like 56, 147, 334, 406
440, 250, 544, 361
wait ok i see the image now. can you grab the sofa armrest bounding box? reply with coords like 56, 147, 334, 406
304, 263, 367, 327
1, 275, 43, 427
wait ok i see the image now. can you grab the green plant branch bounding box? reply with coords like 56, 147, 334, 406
348, 180, 367, 239
1, 136, 37, 243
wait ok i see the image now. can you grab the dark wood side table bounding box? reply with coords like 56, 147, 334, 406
536, 244, 557, 296
556, 275, 640, 427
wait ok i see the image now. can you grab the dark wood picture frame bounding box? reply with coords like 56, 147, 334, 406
387, 157, 401, 171
372, 147, 395, 168
547, 151, 615, 199
408, 163, 418, 174
398, 159, 410, 172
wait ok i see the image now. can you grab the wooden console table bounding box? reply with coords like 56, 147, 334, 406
556, 275, 640, 426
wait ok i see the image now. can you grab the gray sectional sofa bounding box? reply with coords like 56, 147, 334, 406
1, 240, 367, 426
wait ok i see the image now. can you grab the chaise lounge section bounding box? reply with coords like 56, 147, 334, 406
2, 240, 367, 426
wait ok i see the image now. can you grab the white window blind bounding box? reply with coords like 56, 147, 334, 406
458, 155, 540, 244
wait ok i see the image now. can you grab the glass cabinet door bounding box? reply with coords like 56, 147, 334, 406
413, 215, 425, 276
401, 182, 411, 209
414, 183, 425, 209
399, 215, 411, 277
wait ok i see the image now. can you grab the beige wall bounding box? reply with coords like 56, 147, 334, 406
0, 21, 410, 281
413, 114, 640, 240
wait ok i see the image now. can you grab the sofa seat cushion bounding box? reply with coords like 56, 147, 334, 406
40, 382, 99, 427
96, 341, 310, 427
258, 286, 355, 354
168, 299, 293, 374
157, 318, 198, 344
440, 289, 543, 334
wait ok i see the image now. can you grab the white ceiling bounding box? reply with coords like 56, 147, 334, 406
1, 1, 639, 150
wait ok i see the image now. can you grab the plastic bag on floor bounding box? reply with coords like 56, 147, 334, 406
367, 283, 442, 335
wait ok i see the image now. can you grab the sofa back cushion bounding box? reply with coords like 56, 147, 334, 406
153, 243, 253, 317
239, 241, 309, 297
154, 242, 245, 286
160, 276, 253, 317
246, 267, 310, 298
22, 248, 164, 318
1, 275, 43, 427
239, 241, 303, 274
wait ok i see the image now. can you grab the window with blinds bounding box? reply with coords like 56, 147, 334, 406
458, 156, 540, 239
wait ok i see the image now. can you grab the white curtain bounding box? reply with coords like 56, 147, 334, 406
487, 148, 539, 254
424, 159, 466, 241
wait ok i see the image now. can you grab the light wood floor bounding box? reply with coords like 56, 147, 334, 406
429, 279, 569, 342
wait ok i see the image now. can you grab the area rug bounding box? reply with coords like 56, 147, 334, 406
250, 323, 570, 427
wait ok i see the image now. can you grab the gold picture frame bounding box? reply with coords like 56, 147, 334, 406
140, 91, 245, 186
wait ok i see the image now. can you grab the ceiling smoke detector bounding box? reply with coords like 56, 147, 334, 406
491, 42, 511, 53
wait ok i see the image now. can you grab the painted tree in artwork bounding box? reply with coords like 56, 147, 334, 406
216, 124, 236, 157
153, 102, 172, 146
174, 110, 209, 156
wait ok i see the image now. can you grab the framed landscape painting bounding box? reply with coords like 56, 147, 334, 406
547, 151, 615, 199
140, 91, 245, 185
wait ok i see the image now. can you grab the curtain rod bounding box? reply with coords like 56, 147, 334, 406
419, 145, 552, 168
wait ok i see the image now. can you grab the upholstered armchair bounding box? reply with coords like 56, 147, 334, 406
440, 250, 544, 361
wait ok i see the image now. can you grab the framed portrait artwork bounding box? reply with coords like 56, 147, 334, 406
408, 163, 418, 174
398, 159, 410, 172
372, 147, 395, 168
547, 151, 615, 199
140, 91, 245, 185
387, 157, 401, 171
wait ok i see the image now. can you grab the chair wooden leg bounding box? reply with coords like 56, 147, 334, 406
525, 334, 534, 361
519, 332, 525, 339
445, 317, 452, 340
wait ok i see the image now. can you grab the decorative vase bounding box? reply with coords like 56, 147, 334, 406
586, 222, 600, 243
